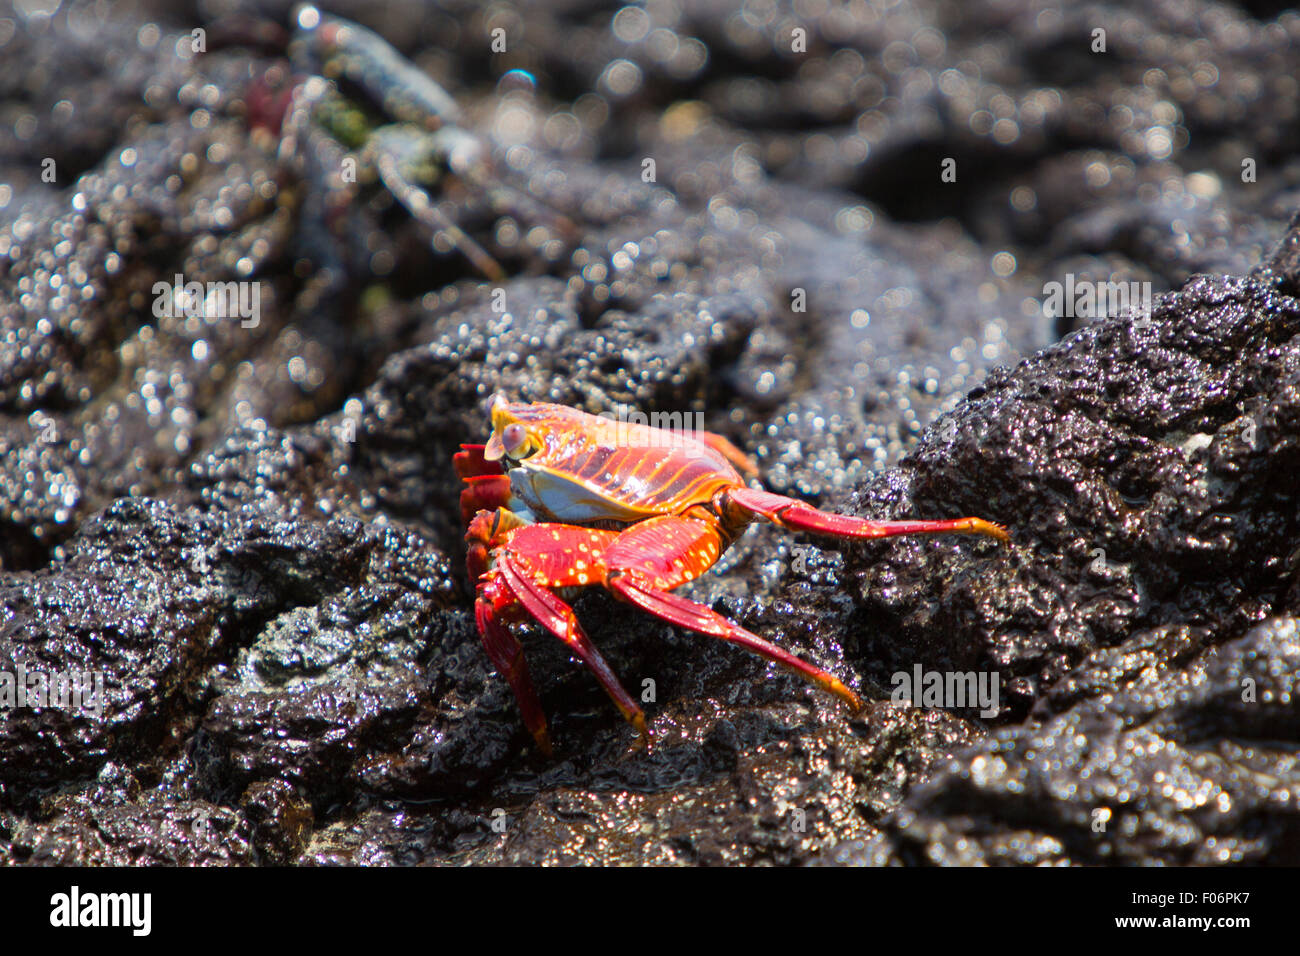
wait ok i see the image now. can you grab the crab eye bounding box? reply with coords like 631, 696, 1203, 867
501, 423, 530, 458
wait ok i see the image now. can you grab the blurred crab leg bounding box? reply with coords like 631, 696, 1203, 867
600, 516, 863, 711
369, 134, 506, 281
431, 126, 580, 241
726, 487, 1009, 543
296, 9, 463, 128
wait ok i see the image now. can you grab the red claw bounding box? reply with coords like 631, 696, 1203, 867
454, 443, 500, 479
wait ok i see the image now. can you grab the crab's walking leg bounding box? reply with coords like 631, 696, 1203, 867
725, 487, 1009, 543
497, 554, 650, 747
297, 12, 464, 128
472, 522, 651, 749
468, 509, 555, 751
599, 515, 863, 711
368, 128, 507, 282
476, 577, 553, 756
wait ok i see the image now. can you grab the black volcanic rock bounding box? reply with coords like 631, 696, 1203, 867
2, 0, 1299, 866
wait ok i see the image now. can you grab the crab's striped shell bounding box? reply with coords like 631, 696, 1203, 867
485, 399, 740, 525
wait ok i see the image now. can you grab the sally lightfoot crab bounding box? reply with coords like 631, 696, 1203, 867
456, 397, 1009, 754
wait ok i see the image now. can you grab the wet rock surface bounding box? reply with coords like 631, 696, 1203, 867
824, 264, 1300, 864
2, 0, 1299, 865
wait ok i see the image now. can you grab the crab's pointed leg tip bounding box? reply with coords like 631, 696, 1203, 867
830, 679, 864, 713
632, 714, 653, 753
966, 518, 1010, 543
532, 727, 554, 758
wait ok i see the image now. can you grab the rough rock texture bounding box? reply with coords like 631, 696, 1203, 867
2, 0, 1299, 865
824, 262, 1300, 864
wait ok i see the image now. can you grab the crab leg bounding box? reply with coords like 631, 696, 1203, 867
368, 126, 506, 281
600, 515, 863, 711
471, 520, 650, 750
473, 513, 865, 750
497, 557, 650, 746
476, 578, 552, 755
725, 487, 1009, 543
294, 12, 464, 128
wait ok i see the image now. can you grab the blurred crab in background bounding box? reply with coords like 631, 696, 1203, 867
456, 397, 1009, 754
237, 5, 576, 286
